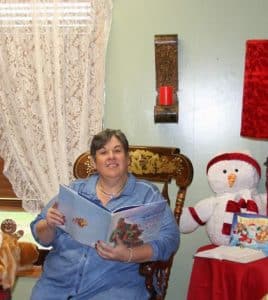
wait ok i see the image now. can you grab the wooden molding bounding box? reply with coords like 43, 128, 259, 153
16, 266, 42, 278
0, 157, 22, 210
0, 198, 22, 210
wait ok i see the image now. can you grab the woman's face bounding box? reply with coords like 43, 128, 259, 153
94, 136, 129, 180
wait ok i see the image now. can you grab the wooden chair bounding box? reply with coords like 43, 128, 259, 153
73, 146, 193, 299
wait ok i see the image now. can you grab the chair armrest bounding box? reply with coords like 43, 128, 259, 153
139, 255, 174, 300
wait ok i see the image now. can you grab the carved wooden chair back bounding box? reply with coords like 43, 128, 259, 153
73, 145, 193, 300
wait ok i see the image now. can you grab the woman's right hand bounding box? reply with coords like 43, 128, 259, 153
46, 202, 65, 228
36, 202, 65, 244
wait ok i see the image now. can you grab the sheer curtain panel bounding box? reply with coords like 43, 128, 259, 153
0, 0, 112, 212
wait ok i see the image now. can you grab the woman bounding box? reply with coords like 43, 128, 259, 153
30, 129, 180, 300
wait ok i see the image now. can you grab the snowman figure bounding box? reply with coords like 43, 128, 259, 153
180, 152, 267, 245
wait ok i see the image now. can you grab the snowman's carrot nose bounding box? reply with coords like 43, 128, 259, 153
228, 173, 236, 187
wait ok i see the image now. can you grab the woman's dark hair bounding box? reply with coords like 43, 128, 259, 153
90, 129, 129, 159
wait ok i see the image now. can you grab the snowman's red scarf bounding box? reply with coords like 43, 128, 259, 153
222, 199, 258, 235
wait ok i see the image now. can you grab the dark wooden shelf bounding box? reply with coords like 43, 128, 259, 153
154, 101, 178, 123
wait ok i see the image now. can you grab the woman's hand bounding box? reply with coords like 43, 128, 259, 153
36, 202, 65, 244
95, 235, 131, 262
46, 202, 65, 228
95, 235, 153, 263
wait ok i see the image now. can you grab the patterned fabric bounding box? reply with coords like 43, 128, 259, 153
240, 40, 268, 139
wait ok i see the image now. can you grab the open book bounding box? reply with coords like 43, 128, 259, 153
195, 245, 266, 263
57, 184, 166, 247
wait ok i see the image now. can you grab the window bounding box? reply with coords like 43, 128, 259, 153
0, 2, 92, 28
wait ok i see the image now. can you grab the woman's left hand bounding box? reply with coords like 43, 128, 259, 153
95, 235, 131, 262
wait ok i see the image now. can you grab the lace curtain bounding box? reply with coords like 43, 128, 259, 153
0, 0, 112, 212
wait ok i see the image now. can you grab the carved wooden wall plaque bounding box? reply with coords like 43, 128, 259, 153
154, 34, 178, 123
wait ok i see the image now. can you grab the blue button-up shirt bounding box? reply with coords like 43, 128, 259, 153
30, 173, 180, 300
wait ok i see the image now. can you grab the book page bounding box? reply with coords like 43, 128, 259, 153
58, 185, 112, 247
107, 201, 166, 247
195, 245, 266, 263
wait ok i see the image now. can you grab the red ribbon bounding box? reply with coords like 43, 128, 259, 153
225, 199, 259, 213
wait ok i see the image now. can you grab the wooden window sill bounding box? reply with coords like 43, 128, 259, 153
16, 266, 42, 278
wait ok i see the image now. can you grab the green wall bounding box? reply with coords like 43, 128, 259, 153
104, 0, 268, 299
12, 1, 268, 299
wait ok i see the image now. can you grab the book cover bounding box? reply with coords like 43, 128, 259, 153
230, 213, 268, 256
57, 184, 166, 247
195, 245, 266, 263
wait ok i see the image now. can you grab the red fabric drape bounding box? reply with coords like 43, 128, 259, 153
240, 40, 268, 139
187, 245, 268, 300
0, 288, 11, 300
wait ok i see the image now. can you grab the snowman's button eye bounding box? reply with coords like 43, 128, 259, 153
234, 169, 239, 172
223, 169, 227, 174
